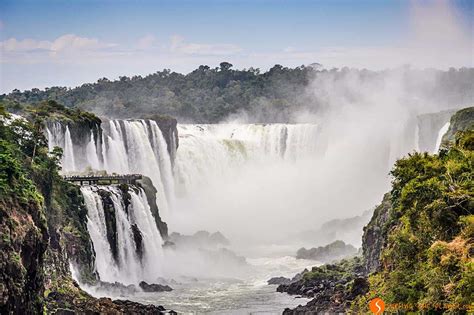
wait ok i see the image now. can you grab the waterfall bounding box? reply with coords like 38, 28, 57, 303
63, 126, 76, 171
149, 121, 175, 205
81, 185, 164, 285
81, 186, 120, 282
45, 122, 73, 168
86, 132, 101, 170
45, 119, 174, 220
433, 122, 450, 153
174, 123, 320, 193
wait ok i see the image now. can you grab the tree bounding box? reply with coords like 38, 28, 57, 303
219, 62, 233, 71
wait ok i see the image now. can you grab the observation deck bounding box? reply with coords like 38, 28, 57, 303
63, 174, 143, 186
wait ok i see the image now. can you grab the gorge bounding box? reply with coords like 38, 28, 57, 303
6, 100, 466, 313
1, 79, 472, 314
2, 0, 473, 312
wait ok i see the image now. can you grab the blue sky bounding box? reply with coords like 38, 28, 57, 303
0, 0, 472, 92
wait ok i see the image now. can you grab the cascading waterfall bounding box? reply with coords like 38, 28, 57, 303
64, 126, 76, 171
46, 122, 77, 169
45, 120, 319, 212
433, 121, 450, 153
81, 185, 164, 285
174, 123, 320, 193
45, 119, 174, 220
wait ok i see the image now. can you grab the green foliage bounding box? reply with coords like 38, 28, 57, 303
6, 66, 472, 123
303, 256, 364, 283
24, 100, 101, 127
0, 113, 44, 205
360, 131, 473, 311
0, 107, 95, 308
441, 107, 474, 149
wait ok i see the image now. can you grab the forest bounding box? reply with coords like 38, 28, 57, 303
2, 64, 474, 123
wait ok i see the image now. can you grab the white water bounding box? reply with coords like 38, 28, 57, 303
64, 126, 76, 171
45, 119, 174, 220
174, 123, 320, 194
50, 118, 451, 313
78, 255, 315, 314
81, 185, 164, 285
433, 121, 450, 153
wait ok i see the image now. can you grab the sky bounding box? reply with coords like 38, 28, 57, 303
0, 0, 473, 93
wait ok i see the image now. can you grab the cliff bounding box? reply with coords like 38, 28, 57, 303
441, 106, 474, 148
417, 109, 455, 152
138, 176, 169, 238
361, 193, 392, 274
296, 240, 358, 263
279, 107, 474, 314
0, 107, 171, 313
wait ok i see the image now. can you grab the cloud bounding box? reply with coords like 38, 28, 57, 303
170, 35, 242, 56
49, 34, 116, 55
1, 38, 51, 52
137, 34, 156, 50
0, 34, 117, 59
246, 1, 473, 70
1, 1, 472, 92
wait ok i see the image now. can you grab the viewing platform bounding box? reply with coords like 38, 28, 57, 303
63, 174, 143, 186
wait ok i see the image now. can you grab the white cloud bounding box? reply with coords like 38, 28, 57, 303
247, 1, 473, 70
49, 34, 115, 55
0, 34, 116, 59
170, 35, 242, 56
137, 34, 156, 50
1, 38, 51, 52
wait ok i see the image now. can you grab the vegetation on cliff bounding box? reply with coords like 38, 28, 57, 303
0, 106, 170, 313
0, 107, 49, 313
279, 256, 368, 314
281, 125, 473, 313
3, 99, 101, 128
442, 106, 474, 148
296, 240, 358, 263
353, 130, 473, 312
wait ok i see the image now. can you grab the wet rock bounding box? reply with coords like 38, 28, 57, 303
97, 189, 119, 263
278, 257, 369, 314
137, 176, 168, 239
267, 276, 291, 285
139, 281, 173, 292
131, 224, 144, 260
296, 240, 358, 263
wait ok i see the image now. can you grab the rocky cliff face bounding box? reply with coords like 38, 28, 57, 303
0, 105, 173, 313
441, 106, 474, 148
138, 176, 169, 238
0, 198, 48, 314
278, 107, 473, 313
361, 193, 392, 274
277, 257, 369, 314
